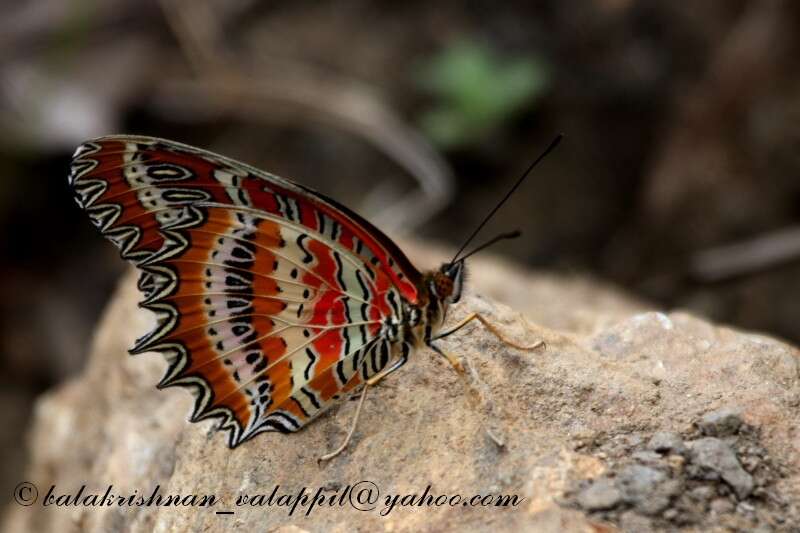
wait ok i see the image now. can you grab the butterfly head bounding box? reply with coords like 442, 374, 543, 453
433, 260, 466, 304
434, 229, 521, 307
435, 134, 561, 307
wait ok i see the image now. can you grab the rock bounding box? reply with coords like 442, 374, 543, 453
616, 465, 666, 499
576, 478, 621, 511
664, 454, 685, 473
619, 510, 654, 533
697, 407, 743, 437
647, 432, 687, 456
710, 498, 735, 515
4, 244, 800, 532
616, 465, 678, 516
688, 485, 715, 503
688, 438, 754, 499
631, 450, 666, 466
273, 527, 311, 533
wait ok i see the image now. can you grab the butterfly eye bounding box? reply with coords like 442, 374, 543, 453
449, 262, 465, 303
436, 261, 464, 303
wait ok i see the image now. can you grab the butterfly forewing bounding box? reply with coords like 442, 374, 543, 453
69, 136, 418, 446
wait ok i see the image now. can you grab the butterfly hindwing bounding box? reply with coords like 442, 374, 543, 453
69, 136, 418, 446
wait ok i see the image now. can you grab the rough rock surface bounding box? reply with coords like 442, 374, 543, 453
3, 244, 800, 532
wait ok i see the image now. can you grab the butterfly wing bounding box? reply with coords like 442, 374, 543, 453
69, 136, 419, 446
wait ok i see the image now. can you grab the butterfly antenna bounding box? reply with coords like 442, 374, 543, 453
457, 230, 522, 262
450, 134, 563, 264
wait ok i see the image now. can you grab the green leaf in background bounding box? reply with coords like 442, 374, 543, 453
417, 40, 549, 148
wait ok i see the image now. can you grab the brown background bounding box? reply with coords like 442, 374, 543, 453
2, 0, 800, 511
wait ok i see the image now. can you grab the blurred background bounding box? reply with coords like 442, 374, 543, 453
2, 0, 800, 503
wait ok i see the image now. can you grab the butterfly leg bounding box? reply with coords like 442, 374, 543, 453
366, 350, 410, 386
318, 352, 410, 463
428, 312, 546, 448
427, 341, 505, 447
428, 342, 465, 373
433, 312, 545, 352
318, 383, 369, 463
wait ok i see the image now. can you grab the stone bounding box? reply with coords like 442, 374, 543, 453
697, 407, 743, 437
4, 243, 800, 532
647, 432, 687, 456
631, 450, 665, 466
575, 477, 621, 511
662, 508, 678, 520
688, 485, 715, 503
615, 465, 678, 516
710, 497, 735, 514
619, 510, 654, 533
688, 438, 754, 499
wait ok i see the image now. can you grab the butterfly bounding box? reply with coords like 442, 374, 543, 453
69, 135, 558, 459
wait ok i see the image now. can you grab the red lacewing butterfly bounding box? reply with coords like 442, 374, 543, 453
69, 134, 560, 458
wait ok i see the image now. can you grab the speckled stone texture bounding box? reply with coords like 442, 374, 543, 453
3, 243, 799, 532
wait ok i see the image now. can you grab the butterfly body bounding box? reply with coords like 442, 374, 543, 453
69, 135, 466, 448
